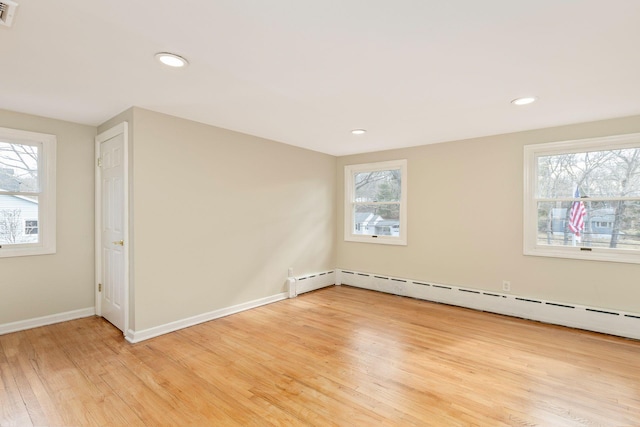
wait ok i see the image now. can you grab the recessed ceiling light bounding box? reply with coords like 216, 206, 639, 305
511, 96, 537, 106
351, 129, 367, 135
155, 52, 189, 68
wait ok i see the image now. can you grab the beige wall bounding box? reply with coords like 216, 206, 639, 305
0, 109, 96, 324
4, 104, 638, 331
124, 108, 336, 331
337, 115, 640, 313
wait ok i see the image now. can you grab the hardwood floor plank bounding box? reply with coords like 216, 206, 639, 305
0, 361, 33, 427
0, 332, 66, 426
0, 285, 639, 426
0, 335, 34, 426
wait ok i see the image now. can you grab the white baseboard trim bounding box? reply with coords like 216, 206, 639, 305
0, 307, 95, 336
126, 292, 289, 343
294, 270, 335, 295
337, 269, 640, 340
14, 269, 632, 343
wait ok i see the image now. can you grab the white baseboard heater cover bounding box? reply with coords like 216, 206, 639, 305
337, 269, 640, 340
294, 270, 335, 296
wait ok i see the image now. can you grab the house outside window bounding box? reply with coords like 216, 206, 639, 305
25, 219, 38, 235
345, 159, 407, 245
0, 127, 56, 257
524, 133, 640, 263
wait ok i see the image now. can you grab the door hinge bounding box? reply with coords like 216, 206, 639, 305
97, 157, 102, 167
98, 283, 102, 292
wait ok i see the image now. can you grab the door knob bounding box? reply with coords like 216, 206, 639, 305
113, 240, 124, 246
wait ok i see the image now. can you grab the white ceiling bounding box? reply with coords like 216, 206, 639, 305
2, 1, 640, 156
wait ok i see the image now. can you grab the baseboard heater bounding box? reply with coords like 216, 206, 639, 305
290, 270, 336, 296
336, 269, 640, 340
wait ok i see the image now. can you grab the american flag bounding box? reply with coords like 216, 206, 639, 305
568, 187, 586, 237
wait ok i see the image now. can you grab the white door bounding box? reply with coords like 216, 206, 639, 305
98, 129, 126, 331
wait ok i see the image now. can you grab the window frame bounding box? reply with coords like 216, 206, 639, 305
523, 132, 640, 264
344, 159, 407, 245
0, 127, 56, 258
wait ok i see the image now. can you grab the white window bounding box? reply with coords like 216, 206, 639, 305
345, 159, 407, 245
0, 127, 56, 257
524, 133, 640, 264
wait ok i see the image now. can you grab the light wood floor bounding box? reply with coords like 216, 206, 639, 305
1, 286, 639, 426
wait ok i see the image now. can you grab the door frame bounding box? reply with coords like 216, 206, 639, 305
95, 122, 130, 336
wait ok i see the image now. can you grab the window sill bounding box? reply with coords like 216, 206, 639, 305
0, 244, 56, 258
345, 235, 407, 246
524, 245, 640, 264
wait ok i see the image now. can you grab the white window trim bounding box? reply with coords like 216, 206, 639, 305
0, 127, 56, 258
344, 159, 407, 245
524, 132, 640, 264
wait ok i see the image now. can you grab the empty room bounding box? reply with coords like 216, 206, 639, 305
1, 1, 639, 426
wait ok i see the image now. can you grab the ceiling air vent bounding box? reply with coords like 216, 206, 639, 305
0, 1, 18, 27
